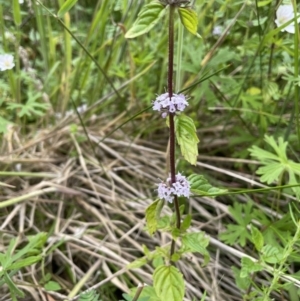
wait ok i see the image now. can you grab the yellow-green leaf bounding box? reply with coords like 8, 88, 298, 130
178, 7, 200, 37
125, 1, 166, 39
188, 174, 227, 196
257, 0, 272, 7
13, 0, 22, 26
250, 225, 264, 252
181, 232, 210, 265
44, 281, 62, 292
58, 0, 78, 17
127, 257, 148, 269
146, 199, 160, 236
9, 256, 42, 270
153, 265, 185, 301
175, 114, 199, 165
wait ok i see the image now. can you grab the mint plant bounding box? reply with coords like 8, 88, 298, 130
123, 1, 226, 300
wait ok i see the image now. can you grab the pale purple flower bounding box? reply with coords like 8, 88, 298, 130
0, 54, 15, 71
275, 4, 300, 34
152, 93, 188, 117
212, 25, 223, 36
157, 172, 190, 203
76, 104, 87, 114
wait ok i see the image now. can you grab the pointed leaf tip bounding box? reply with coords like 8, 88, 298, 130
125, 2, 167, 39
178, 7, 200, 37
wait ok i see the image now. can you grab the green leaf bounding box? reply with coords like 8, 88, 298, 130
171, 228, 181, 239
9, 255, 42, 270
250, 226, 264, 252
3, 272, 24, 297
12, 232, 47, 262
0, 117, 12, 134
142, 244, 150, 257
181, 214, 192, 232
44, 281, 62, 291
127, 257, 148, 269
153, 265, 185, 301
157, 215, 171, 231
175, 114, 199, 165
219, 202, 253, 247
78, 290, 101, 301
178, 7, 200, 37
181, 232, 210, 265
145, 200, 160, 236
240, 257, 263, 278
13, 0, 22, 26
257, 162, 285, 184
232, 267, 251, 290
124, 286, 160, 301
58, 0, 78, 17
152, 256, 164, 268
257, 0, 272, 6
188, 174, 227, 196
261, 245, 283, 264
171, 253, 181, 262
249, 135, 300, 197
125, 1, 166, 39
7, 92, 50, 118
155, 199, 164, 220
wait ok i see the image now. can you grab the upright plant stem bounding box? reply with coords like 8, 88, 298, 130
168, 5, 175, 183
168, 4, 181, 260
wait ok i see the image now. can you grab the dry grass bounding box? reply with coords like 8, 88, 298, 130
0, 110, 297, 301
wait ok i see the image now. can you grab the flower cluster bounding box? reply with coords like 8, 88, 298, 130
275, 4, 300, 34
0, 54, 15, 71
152, 92, 188, 117
157, 173, 190, 203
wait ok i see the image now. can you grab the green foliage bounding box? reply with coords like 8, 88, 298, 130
232, 266, 251, 291
125, 1, 166, 39
153, 265, 185, 301
188, 174, 227, 196
249, 135, 300, 197
260, 244, 284, 264
240, 257, 263, 278
180, 232, 210, 265
0, 116, 11, 134
44, 281, 62, 291
122, 285, 159, 301
251, 225, 264, 252
0, 233, 47, 300
175, 114, 199, 165
181, 214, 192, 231
12, 0, 21, 26
145, 199, 160, 236
7, 92, 50, 118
178, 7, 200, 38
58, 0, 78, 17
78, 290, 101, 301
127, 257, 148, 269
219, 202, 253, 247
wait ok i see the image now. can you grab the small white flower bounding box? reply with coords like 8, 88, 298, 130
275, 4, 300, 34
15, 163, 22, 171
19, 0, 24, 3
4, 32, 16, 43
212, 25, 223, 36
76, 104, 87, 114
0, 54, 15, 71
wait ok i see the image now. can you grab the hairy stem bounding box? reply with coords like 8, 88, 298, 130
168, 4, 181, 260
